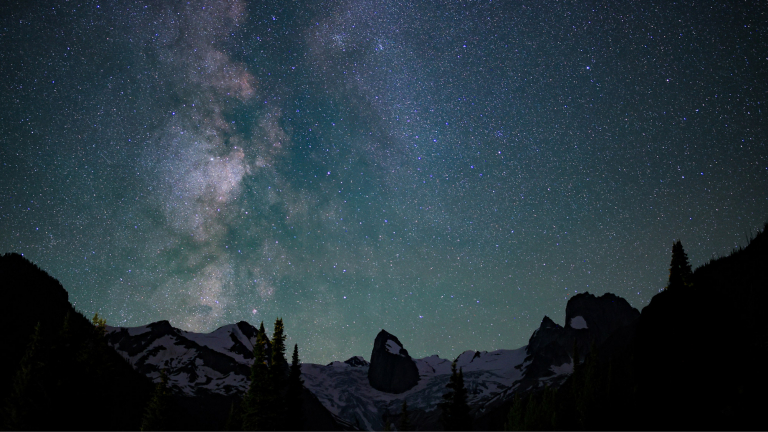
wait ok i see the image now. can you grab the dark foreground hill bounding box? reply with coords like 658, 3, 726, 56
633, 226, 768, 430
0, 253, 153, 430
483, 225, 768, 431
0, 253, 347, 431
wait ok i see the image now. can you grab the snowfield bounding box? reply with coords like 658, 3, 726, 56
300, 347, 528, 429
105, 322, 576, 430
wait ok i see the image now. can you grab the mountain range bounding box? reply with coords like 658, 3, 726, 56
1, 223, 766, 430
104, 291, 639, 430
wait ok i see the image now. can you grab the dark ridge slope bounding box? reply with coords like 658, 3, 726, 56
0, 252, 153, 430
476, 225, 768, 431
632, 226, 768, 430
0, 252, 70, 398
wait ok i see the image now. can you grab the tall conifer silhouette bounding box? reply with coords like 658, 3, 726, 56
285, 343, 305, 430
271, 318, 287, 383
243, 330, 275, 430
666, 240, 693, 290
399, 399, 411, 431
3, 323, 43, 430
271, 318, 288, 429
141, 370, 171, 431
439, 360, 472, 431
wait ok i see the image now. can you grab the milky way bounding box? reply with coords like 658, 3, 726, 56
1, 0, 766, 363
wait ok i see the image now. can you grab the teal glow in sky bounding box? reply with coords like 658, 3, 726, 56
1, 0, 766, 364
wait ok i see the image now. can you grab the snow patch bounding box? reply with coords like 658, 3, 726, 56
550, 361, 573, 376
570, 315, 588, 329
455, 350, 477, 368
416, 355, 452, 375
385, 339, 403, 356
182, 324, 254, 363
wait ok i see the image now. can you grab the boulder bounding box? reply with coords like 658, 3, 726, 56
367, 330, 420, 393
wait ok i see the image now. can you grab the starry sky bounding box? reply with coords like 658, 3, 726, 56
1, 0, 766, 364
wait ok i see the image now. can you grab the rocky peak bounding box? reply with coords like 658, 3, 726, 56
344, 356, 369, 367
367, 330, 420, 393
564, 292, 640, 343
147, 320, 176, 335
525, 316, 563, 354
236, 321, 259, 342
514, 292, 640, 392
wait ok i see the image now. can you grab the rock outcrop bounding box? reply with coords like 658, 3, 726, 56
564, 292, 639, 341
105, 320, 257, 396
514, 292, 640, 391
367, 330, 420, 393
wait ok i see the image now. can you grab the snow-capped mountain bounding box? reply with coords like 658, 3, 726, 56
301, 346, 529, 430
105, 320, 259, 396
105, 292, 639, 430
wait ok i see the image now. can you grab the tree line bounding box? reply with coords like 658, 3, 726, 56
225, 318, 305, 431
502, 339, 636, 431
2, 311, 151, 430
140, 318, 308, 431
1, 310, 309, 431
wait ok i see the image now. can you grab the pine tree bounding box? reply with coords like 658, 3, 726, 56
57, 311, 83, 426
141, 370, 171, 431
258, 321, 273, 366
541, 386, 556, 430
574, 341, 600, 430
399, 399, 411, 431
59, 311, 76, 352
439, 361, 457, 426
269, 318, 289, 429
285, 343, 305, 431
504, 393, 523, 431
666, 240, 693, 290
92, 312, 107, 336
225, 399, 243, 431
522, 392, 540, 431
243, 329, 276, 431
455, 368, 471, 430
440, 360, 472, 431
3, 322, 44, 430
271, 318, 288, 386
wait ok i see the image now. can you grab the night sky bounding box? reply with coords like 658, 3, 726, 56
1, 0, 766, 364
